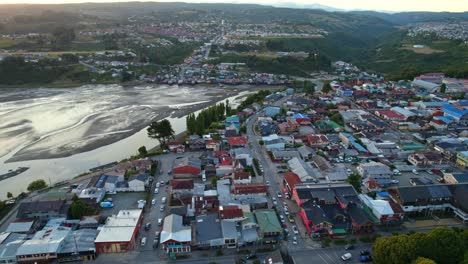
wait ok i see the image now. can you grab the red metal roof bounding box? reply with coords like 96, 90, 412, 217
232, 183, 267, 195
219, 205, 243, 219
170, 179, 194, 190
228, 136, 247, 146
284, 172, 302, 189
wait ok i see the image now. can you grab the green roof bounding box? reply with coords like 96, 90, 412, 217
398, 142, 426, 151
254, 209, 282, 233
326, 120, 343, 129
243, 212, 257, 225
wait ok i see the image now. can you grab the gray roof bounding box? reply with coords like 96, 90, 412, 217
195, 214, 223, 243
232, 147, 252, 157
59, 229, 98, 254
0, 233, 26, 261
272, 150, 300, 159
221, 220, 238, 239
297, 146, 314, 157
175, 157, 201, 169
5, 221, 34, 233
129, 173, 150, 182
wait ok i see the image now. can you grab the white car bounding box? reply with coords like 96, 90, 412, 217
154, 188, 159, 194
151, 199, 156, 205
160, 180, 165, 185
292, 236, 298, 245
158, 218, 162, 226
156, 182, 160, 188
412, 169, 419, 175
161, 197, 167, 203
277, 192, 282, 198
279, 214, 285, 223
341, 253, 352, 261
391, 180, 399, 184
292, 225, 299, 235
266, 181, 270, 186
160, 205, 165, 212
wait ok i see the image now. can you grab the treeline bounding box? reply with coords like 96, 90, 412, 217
237, 90, 270, 111
127, 41, 198, 65
186, 102, 227, 135
0, 55, 93, 85
212, 53, 331, 76
372, 227, 468, 264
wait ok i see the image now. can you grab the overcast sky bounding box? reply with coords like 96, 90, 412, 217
1, 0, 467, 12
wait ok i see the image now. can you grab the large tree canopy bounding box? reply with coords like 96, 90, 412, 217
147, 119, 175, 148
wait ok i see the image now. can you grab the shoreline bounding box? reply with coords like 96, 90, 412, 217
3, 89, 241, 163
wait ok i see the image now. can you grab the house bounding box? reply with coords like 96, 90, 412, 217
306, 134, 329, 148
443, 172, 468, 184
456, 151, 468, 168
375, 110, 406, 121
294, 113, 311, 125
171, 179, 195, 197
0, 233, 26, 264
358, 194, 404, 225
16, 199, 70, 224
254, 210, 282, 243
232, 168, 252, 184
408, 151, 447, 167
187, 136, 206, 151
264, 106, 281, 117
205, 139, 221, 152
231, 148, 253, 167
168, 141, 186, 153
128, 173, 150, 192
94, 210, 143, 253
5, 219, 38, 234
219, 205, 244, 221
287, 157, 318, 182
228, 136, 248, 148
357, 162, 392, 179
293, 183, 374, 235
58, 229, 98, 262
232, 184, 268, 197
160, 214, 192, 254
16, 225, 71, 264
226, 115, 241, 133
283, 172, 302, 195
297, 146, 314, 161
264, 138, 285, 151
271, 150, 301, 161
173, 157, 202, 178
221, 220, 238, 248
194, 213, 224, 249
216, 156, 235, 177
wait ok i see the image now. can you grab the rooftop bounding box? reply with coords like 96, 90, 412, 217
94, 209, 142, 243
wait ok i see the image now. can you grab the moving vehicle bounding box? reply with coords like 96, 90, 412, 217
266, 180, 270, 186
292, 236, 297, 245
144, 223, 151, 231
141, 237, 147, 246
202, 170, 206, 182
341, 253, 352, 261
160, 180, 165, 185
151, 199, 156, 205
158, 218, 163, 226
160, 205, 165, 212
162, 197, 167, 203
390, 180, 399, 184
277, 192, 282, 198
156, 182, 160, 188
246, 253, 257, 259
292, 225, 299, 235
272, 197, 278, 206
154, 188, 159, 194
155, 231, 160, 240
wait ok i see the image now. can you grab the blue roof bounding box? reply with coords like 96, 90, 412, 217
458, 100, 468, 106
226, 115, 240, 122
443, 105, 468, 119
423, 102, 449, 107
377, 192, 389, 198
351, 141, 367, 153
95, 175, 108, 188
294, 113, 310, 119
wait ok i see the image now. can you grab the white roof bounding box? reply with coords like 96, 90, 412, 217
358, 194, 393, 215
16, 226, 71, 256
160, 214, 191, 244
5, 221, 34, 233
94, 210, 142, 243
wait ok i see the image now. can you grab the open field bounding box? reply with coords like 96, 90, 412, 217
400, 44, 445, 54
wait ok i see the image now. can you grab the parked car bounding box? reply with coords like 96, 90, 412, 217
359, 255, 372, 262
272, 198, 278, 206
344, 244, 354, 250
156, 182, 160, 188
266, 181, 270, 186
292, 236, 297, 245
412, 169, 419, 175
279, 214, 285, 223
154, 188, 159, 194
162, 197, 167, 203
390, 180, 399, 184
277, 192, 282, 198
288, 215, 295, 223
158, 218, 162, 226
160, 180, 165, 185
160, 205, 165, 212
151, 199, 156, 205
284, 209, 289, 216
141, 237, 147, 246
155, 231, 161, 240
360, 250, 370, 256
341, 253, 352, 261
246, 253, 257, 259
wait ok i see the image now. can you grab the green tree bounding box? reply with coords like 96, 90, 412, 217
138, 146, 148, 156
330, 113, 344, 125
27, 179, 48, 192
52, 26, 75, 50
68, 194, 96, 219
6, 192, 13, 199
259, 140, 264, 146
426, 227, 464, 264
322, 82, 332, 93
440, 83, 447, 93
346, 173, 361, 193
211, 176, 217, 187
412, 257, 436, 264
373, 235, 415, 264
147, 119, 175, 148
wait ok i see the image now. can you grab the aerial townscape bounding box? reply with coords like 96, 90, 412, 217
0, 1, 467, 264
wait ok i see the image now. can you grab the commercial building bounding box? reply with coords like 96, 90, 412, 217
160, 214, 192, 254
94, 210, 143, 253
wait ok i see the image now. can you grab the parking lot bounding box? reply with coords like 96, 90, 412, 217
99, 192, 147, 217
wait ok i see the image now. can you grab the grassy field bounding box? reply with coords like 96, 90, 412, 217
400, 44, 444, 54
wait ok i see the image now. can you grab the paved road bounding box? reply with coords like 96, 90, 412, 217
290, 245, 373, 264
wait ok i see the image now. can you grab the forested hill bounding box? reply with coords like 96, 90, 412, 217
0, 2, 394, 36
